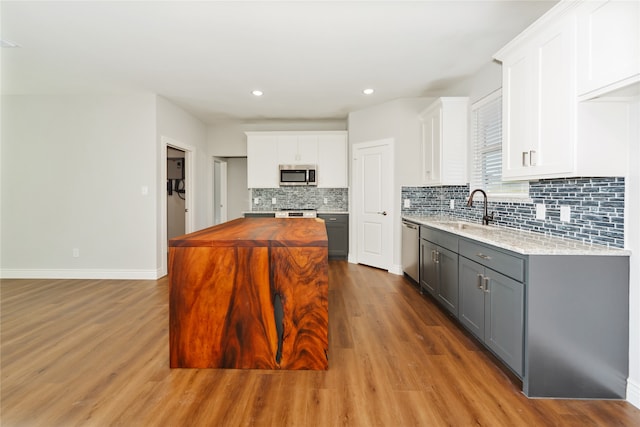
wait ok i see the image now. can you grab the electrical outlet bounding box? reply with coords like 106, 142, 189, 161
324, 198, 328, 205
272, 197, 277, 205
536, 203, 546, 220
404, 199, 411, 208
449, 199, 455, 210
560, 206, 571, 222
254, 197, 260, 205
72, 248, 80, 258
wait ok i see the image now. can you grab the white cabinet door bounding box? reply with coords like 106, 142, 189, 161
421, 104, 441, 185
577, 0, 640, 98
500, 17, 575, 180
296, 135, 319, 164
277, 135, 318, 165
419, 97, 467, 186
246, 134, 279, 188
317, 133, 347, 188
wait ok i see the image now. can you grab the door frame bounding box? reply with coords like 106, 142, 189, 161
351, 138, 395, 272
161, 135, 195, 277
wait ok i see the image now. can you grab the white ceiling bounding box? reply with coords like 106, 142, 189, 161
1, 1, 557, 124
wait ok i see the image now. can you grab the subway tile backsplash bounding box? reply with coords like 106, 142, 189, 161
402, 177, 625, 248
251, 187, 348, 212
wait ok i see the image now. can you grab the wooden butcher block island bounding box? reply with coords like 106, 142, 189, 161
169, 217, 329, 370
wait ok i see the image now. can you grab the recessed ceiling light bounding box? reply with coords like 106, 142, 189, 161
0, 39, 20, 48
363, 88, 374, 95
252, 90, 263, 97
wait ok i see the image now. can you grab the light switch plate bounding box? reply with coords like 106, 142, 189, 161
536, 203, 546, 220
404, 199, 411, 208
560, 206, 571, 222
272, 197, 277, 205
449, 199, 455, 210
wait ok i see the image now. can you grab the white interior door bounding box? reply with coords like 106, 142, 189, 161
213, 157, 228, 224
354, 140, 393, 271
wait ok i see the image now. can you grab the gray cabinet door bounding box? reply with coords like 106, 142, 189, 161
319, 214, 348, 259
459, 256, 485, 340
484, 269, 524, 377
420, 239, 438, 297
437, 246, 458, 316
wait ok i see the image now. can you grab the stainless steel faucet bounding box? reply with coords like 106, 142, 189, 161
466, 189, 494, 225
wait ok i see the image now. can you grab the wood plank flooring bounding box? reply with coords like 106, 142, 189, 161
2, 260, 639, 426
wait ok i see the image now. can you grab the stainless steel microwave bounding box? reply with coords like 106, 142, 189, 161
279, 164, 317, 186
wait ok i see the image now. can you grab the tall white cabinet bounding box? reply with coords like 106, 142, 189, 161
246, 131, 348, 189
419, 97, 468, 186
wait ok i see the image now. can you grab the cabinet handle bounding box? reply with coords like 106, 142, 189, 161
435, 250, 440, 264
431, 250, 436, 263
328, 218, 337, 221
483, 277, 490, 293
522, 151, 529, 167
476, 253, 492, 260
529, 150, 537, 166
476, 274, 484, 290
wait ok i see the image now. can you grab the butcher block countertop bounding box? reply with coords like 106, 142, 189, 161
169, 217, 329, 370
169, 217, 329, 248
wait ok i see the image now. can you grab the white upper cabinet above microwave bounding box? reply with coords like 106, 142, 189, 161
576, 0, 640, 99
246, 131, 347, 189
277, 134, 318, 165
419, 97, 468, 186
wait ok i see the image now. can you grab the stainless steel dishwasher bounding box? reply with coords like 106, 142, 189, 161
401, 220, 419, 283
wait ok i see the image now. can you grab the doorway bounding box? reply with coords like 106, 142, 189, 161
168, 147, 186, 238
161, 136, 195, 277
352, 139, 394, 271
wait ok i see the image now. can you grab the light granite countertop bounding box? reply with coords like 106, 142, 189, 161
403, 215, 631, 256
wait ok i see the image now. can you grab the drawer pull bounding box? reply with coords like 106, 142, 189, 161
328, 218, 337, 221
476, 253, 492, 260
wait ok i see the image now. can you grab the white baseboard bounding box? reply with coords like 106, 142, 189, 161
628, 377, 640, 409
389, 263, 403, 275
0, 268, 162, 280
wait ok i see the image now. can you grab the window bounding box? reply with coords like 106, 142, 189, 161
469, 90, 528, 198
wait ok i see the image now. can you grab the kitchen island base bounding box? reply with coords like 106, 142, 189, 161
169, 218, 328, 370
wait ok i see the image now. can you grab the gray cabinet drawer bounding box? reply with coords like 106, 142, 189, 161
420, 226, 458, 252
459, 239, 524, 282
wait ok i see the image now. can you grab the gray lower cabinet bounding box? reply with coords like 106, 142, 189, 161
420, 227, 458, 316
417, 223, 629, 399
318, 214, 348, 259
459, 256, 524, 377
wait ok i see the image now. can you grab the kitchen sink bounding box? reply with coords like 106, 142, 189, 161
438, 220, 491, 232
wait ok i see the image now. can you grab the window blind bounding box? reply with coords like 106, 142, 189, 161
470, 90, 528, 197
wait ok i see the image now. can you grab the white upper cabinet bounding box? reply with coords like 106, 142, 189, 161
277, 134, 319, 165
576, 0, 640, 99
317, 133, 348, 188
494, 0, 630, 181
246, 131, 347, 189
419, 97, 468, 186
246, 133, 279, 188
498, 15, 576, 180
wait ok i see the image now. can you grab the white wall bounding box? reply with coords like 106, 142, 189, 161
347, 98, 433, 273
226, 157, 249, 220
1, 94, 158, 278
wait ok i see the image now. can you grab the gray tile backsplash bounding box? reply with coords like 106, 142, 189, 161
251, 187, 348, 212
402, 177, 625, 248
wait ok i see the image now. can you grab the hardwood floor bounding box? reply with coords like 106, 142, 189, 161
2, 261, 639, 426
